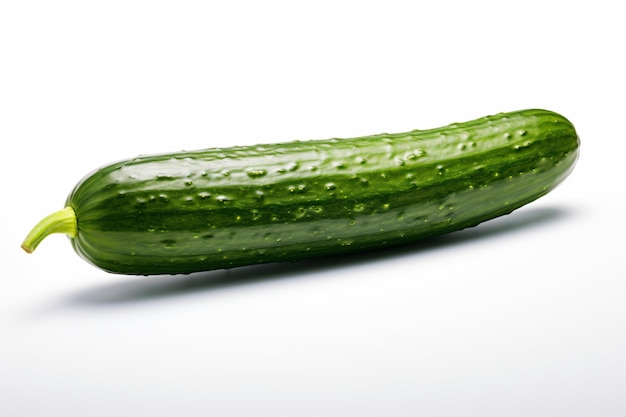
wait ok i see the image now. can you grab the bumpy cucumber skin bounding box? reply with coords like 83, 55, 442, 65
67, 109, 579, 275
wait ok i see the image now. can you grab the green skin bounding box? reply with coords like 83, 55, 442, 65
22, 109, 579, 275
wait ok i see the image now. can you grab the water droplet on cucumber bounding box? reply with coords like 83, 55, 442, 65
247, 169, 267, 178
286, 161, 299, 171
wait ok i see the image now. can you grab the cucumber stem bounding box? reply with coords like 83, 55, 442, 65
21, 207, 77, 253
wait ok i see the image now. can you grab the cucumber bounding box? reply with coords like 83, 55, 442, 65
22, 109, 579, 275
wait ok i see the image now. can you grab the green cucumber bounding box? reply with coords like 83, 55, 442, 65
22, 109, 579, 275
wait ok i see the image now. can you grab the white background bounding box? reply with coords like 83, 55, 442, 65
1, 1, 624, 416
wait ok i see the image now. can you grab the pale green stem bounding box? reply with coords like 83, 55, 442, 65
21, 207, 77, 253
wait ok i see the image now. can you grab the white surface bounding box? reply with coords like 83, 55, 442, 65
1, 1, 624, 416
